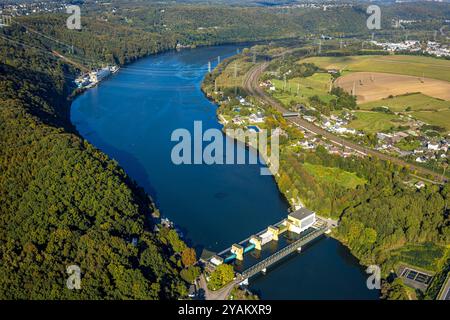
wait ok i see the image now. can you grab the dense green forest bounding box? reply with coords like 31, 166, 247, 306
80, 1, 450, 47
0, 15, 190, 299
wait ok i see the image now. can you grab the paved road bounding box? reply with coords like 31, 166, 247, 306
243, 62, 447, 183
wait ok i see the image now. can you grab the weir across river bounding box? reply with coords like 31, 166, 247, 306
203, 208, 335, 282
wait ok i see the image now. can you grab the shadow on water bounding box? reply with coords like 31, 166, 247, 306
77, 129, 159, 203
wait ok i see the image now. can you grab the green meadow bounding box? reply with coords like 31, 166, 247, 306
300, 55, 450, 82
359, 93, 450, 132
412, 109, 450, 132
303, 163, 367, 189
359, 93, 450, 112
270, 73, 334, 106
347, 111, 404, 134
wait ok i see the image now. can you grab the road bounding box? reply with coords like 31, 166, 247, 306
198, 274, 238, 300
243, 61, 447, 183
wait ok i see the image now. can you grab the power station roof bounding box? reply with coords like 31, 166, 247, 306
288, 208, 315, 221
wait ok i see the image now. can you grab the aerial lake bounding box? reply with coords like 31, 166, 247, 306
71, 44, 379, 299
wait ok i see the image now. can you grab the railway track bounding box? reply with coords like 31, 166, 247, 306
243, 61, 447, 183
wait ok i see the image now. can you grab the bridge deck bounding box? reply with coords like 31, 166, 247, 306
234, 225, 327, 279
216, 217, 288, 256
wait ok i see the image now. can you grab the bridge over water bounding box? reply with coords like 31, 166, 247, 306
204, 208, 334, 282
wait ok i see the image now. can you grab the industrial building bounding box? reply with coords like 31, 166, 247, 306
287, 208, 316, 234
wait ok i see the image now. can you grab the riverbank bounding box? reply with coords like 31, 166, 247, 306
199, 50, 368, 258
201, 48, 450, 301
71, 44, 380, 299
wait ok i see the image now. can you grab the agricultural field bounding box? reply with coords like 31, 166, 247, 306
301, 55, 450, 131
359, 93, 450, 112
270, 73, 334, 106
334, 72, 450, 103
301, 55, 450, 82
411, 109, 450, 132
346, 111, 404, 134
360, 93, 450, 132
303, 162, 367, 189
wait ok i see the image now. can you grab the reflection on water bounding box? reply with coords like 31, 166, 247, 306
71, 45, 379, 300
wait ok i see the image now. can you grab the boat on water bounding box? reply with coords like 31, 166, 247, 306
74, 65, 120, 89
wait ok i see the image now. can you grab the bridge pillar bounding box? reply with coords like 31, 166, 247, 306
231, 244, 244, 261
267, 226, 280, 241
239, 278, 249, 286
249, 235, 262, 250
297, 247, 302, 253
262, 268, 267, 274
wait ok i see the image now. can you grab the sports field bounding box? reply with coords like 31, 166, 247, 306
300, 55, 450, 82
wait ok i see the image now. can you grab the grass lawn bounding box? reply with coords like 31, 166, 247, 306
359, 93, 450, 113
347, 111, 404, 134
215, 58, 253, 89
270, 73, 334, 106
411, 109, 450, 132
396, 139, 422, 151
303, 162, 366, 189
389, 243, 448, 273
300, 55, 450, 82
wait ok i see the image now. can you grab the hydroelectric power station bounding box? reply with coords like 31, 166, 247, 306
204, 208, 333, 283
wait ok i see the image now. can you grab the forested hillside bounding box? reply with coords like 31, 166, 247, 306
0, 17, 188, 299
97, 1, 450, 46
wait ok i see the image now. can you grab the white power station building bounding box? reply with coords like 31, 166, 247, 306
286, 208, 316, 234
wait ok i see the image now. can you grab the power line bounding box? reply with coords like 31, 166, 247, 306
11, 21, 108, 67
0, 35, 77, 81
12, 21, 76, 52
0, 33, 54, 55
0, 33, 89, 74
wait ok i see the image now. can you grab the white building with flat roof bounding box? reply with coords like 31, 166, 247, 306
287, 208, 316, 234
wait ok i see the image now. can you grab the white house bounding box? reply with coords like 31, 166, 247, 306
427, 142, 440, 151
249, 112, 265, 123
415, 156, 427, 163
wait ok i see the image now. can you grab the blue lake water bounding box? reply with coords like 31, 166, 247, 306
71, 44, 379, 299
